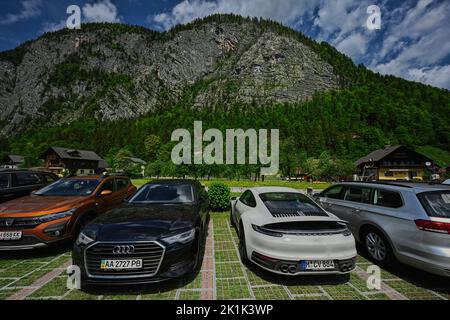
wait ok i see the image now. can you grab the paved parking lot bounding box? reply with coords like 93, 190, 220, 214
0, 212, 449, 300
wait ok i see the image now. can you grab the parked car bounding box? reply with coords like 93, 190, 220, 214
72, 179, 209, 286
0, 169, 59, 203
0, 175, 136, 250
315, 182, 450, 277
443, 179, 450, 185
230, 187, 357, 276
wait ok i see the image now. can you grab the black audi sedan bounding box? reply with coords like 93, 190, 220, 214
72, 180, 209, 286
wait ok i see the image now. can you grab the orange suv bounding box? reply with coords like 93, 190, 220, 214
0, 175, 136, 250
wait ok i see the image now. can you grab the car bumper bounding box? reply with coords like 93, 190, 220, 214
246, 227, 357, 275
73, 239, 198, 285
0, 234, 70, 251
397, 253, 450, 278
0, 218, 71, 251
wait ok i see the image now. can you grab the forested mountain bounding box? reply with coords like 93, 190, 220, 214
0, 14, 449, 177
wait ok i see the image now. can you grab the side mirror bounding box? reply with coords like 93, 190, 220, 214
100, 190, 113, 197
231, 196, 237, 201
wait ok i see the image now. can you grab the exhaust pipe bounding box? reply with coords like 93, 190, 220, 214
280, 264, 289, 273
288, 265, 297, 274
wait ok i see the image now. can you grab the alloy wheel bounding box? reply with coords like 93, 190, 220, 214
365, 232, 387, 261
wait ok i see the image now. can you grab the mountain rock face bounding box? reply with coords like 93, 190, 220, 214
0, 19, 340, 136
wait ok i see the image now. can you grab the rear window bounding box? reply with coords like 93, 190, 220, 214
373, 189, 403, 208
259, 192, 326, 217
344, 186, 371, 204
15, 172, 42, 186
129, 183, 194, 204
0, 174, 10, 189
321, 185, 344, 199
116, 178, 129, 191
418, 191, 450, 218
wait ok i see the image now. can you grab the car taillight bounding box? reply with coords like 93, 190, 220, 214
415, 220, 450, 234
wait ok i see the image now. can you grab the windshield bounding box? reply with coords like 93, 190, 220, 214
418, 191, 450, 218
35, 179, 100, 196
129, 183, 194, 204
259, 192, 326, 216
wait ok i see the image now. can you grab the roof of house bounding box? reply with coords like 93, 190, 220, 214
123, 157, 147, 165
6, 155, 24, 164
355, 145, 434, 167
355, 145, 402, 167
98, 159, 110, 168
40, 147, 103, 161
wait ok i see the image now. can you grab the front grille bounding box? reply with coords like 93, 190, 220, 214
267, 208, 329, 218
85, 242, 165, 278
0, 217, 41, 230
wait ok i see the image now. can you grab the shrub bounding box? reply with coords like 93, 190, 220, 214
208, 182, 231, 211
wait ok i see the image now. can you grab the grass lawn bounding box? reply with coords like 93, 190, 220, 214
131, 178, 330, 189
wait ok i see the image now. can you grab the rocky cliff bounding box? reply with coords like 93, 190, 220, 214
0, 16, 342, 136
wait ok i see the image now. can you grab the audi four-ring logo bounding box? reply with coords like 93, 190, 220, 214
112, 245, 135, 254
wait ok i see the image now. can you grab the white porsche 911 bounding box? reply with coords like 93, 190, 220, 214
230, 187, 357, 276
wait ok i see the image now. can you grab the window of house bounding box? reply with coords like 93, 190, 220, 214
373, 189, 403, 208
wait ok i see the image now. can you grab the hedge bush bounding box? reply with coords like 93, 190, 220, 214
208, 182, 231, 211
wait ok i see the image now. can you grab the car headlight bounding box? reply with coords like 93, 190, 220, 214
39, 209, 76, 223
75, 232, 95, 246
162, 228, 196, 245
75, 224, 99, 246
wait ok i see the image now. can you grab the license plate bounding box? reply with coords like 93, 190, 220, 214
100, 259, 142, 270
0, 231, 22, 241
300, 260, 335, 271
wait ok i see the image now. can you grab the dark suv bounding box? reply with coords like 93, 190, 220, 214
0, 170, 59, 203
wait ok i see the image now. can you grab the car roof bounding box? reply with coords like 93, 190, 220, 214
334, 181, 450, 193
0, 169, 52, 174
146, 179, 199, 185
250, 187, 301, 194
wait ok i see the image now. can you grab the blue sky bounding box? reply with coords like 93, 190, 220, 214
1, 0, 449, 89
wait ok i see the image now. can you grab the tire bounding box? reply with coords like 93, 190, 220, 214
71, 214, 94, 243
362, 228, 394, 267
238, 223, 249, 265
193, 229, 203, 271
230, 209, 236, 228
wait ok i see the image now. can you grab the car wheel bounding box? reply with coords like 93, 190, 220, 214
238, 223, 249, 265
363, 228, 394, 266
193, 230, 202, 271
230, 210, 236, 228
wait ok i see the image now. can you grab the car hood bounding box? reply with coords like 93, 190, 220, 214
92, 203, 199, 241
0, 195, 85, 216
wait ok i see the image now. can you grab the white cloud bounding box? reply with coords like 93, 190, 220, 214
336, 32, 368, 58
0, 0, 42, 25
152, 0, 450, 89
82, 0, 121, 23
371, 0, 450, 89
40, 0, 122, 33
41, 20, 66, 33
407, 65, 450, 89
150, 0, 318, 30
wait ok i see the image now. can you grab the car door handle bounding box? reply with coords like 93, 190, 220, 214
353, 208, 361, 213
